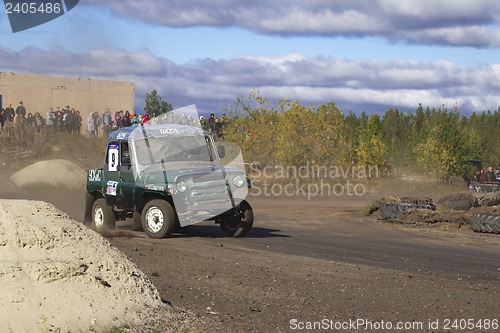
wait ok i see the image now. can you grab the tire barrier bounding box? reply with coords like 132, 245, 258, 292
380, 202, 436, 220
470, 214, 500, 234
468, 183, 500, 193
445, 199, 473, 211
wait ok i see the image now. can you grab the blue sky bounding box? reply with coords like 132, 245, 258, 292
1, 0, 500, 116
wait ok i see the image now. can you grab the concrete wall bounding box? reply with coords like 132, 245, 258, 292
0, 72, 134, 125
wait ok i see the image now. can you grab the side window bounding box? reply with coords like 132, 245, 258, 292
121, 142, 131, 166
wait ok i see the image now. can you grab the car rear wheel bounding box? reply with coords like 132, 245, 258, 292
141, 199, 175, 238
91, 198, 116, 232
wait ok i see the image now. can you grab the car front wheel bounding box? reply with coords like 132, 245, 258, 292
219, 200, 253, 237
141, 199, 175, 238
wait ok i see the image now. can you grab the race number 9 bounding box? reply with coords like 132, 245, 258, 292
108, 144, 119, 172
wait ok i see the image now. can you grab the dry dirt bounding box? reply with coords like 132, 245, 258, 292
1, 158, 500, 332
0, 199, 195, 332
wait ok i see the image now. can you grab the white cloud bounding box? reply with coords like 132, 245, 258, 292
84, 0, 500, 47
1, 46, 498, 114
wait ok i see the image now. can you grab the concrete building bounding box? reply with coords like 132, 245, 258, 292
0, 72, 134, 126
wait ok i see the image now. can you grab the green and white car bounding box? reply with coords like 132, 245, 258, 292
84, 122, 253, 238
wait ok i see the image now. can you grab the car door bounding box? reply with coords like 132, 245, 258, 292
117, 141, 136, 209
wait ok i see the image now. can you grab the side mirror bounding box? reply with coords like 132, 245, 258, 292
217, 145, 225, 158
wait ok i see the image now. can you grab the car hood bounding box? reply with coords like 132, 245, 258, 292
139, 164, 244, 185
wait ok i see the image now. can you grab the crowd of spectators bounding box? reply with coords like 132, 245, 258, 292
0, 101, 228, 139
203, 113, 227, 138
86, 108, 139, 138
0, 102, 140, 138
0, 102, 51, 134
0, 102, 87, 135
476, 166, 500, 183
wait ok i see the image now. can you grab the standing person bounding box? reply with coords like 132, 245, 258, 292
114, 112, 122, 129
111, 110, 117, 128
131, 114, 139, 126
94, 112, 102, 137
0, 108, 5, 131
5, 104, 14, 122
87, 112, 95, 138
477, 168, 487, 183
67, 108, 77, 133
54, 107, 63, 133
3, 110, 13, 135
102, 109, 111, 135
34, 112, 44, 133
199, 116, 207, 131
207, 113, 217, 136
219, 113, 228, 137
15, 101, 26, 118
141, 113, 150, 125
486, 166, 496, 183
495, 168, 500, 182
26, 112, 35, 129
75, 110, 82, 134
46, 107, 55, 132
121, 110, 131, 127
62, 107, 70, 132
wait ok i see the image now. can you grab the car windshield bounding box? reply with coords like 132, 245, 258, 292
132, 134, 215, 166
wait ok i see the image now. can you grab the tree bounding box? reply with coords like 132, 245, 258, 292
381, 108, 412, 169
344, 110, 361, 164
144, 89, 173, 117
313, 102, 351, 166
414, 109, 473, 183
356, 114, 389, 173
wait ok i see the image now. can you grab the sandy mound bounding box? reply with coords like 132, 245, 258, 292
9, 159, 86, 189
0, 199, 187, 332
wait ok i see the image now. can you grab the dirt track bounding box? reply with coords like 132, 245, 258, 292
3, 179, 500, 332
109, 196, 500, 332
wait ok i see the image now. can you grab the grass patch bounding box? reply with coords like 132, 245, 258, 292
45, 133, 107, 169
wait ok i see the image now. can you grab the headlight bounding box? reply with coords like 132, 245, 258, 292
177, 181, 188, 193
232, 175, 245, 187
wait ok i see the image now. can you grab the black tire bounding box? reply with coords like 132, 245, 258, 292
469, 183, 500, 193
445, 199, 473, 211
219, 200, 253, 237
380, 202, 435, 220
91, 198, 116, 232
141, 200, 175, 238
470, 214, 500, 234
475, 193, 500, 207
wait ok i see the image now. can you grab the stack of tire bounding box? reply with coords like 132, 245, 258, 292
437, 193, 475, 211
470, 214, 500, 234
468, 182, 500, 193
467, 183, 500, 234
380, 199, 435, 220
